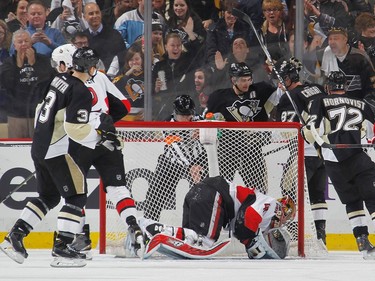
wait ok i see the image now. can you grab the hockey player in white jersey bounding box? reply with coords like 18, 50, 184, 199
49, 45, 145, 258
140, 176, 296, 259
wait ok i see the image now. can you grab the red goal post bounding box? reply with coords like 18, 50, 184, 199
99, 121, 325, 258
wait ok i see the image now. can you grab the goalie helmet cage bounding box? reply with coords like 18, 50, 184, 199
99, 121, 326, 258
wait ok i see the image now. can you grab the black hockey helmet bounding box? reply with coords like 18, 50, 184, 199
273, 57, 302, 83
72, 47, 99, 73
326, 71, 347, 92
228, 62, 252, 78
173, 95, 195, 115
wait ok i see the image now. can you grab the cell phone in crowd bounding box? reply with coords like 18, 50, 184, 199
36, 28, 43, 33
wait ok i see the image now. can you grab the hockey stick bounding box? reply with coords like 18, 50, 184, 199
0, 171, 36, 204
310, 124, 375, 149
231, 8, 306, 126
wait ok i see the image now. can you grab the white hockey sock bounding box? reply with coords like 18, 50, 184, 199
106, 186, 137, 226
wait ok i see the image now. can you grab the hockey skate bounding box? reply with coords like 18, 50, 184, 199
315, 220, 326, 245
356, 234, 375, 260
0, 220, 30, 264
51, 232, 87, 267
52, 225, 92, 260
125, 216, 145, 259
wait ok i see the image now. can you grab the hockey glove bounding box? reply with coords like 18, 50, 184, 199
300, 124, 315, 144
97, 113, 122, 151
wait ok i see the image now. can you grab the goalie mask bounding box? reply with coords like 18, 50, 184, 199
51, 44, 77, 73
271, 196, 296, 228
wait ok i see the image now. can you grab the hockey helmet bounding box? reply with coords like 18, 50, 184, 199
271, 196, 296, 228
51, 43, 77, 72
273, 57, 302, 83
228, 62, 252, 78
173, 95, 195, 115
326, 71, 347, 92
72, 47, 99, 73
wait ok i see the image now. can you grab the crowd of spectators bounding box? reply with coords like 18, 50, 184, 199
0, 0, 375, 137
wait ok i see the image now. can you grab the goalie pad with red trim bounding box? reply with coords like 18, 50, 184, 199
144, 234, 231, 259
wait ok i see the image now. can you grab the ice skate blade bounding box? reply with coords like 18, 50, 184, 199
361, 250, 375, 260
50, 257, 87, 268
0, 240, 25, 264
82, 250, 93, 260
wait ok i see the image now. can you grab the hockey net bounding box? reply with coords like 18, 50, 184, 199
99, 121, 327, 257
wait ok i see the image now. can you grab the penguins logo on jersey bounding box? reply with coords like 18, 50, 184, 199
125, 78, 145, 102
227, 99, 262, 121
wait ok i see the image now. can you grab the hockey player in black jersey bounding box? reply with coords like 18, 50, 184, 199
0, 47, 99, 266
48, 45, 145, 258
275, 57, 328, 245
205, 62, 275, 193
144, 95, 208, 221
304, 71, 375, 259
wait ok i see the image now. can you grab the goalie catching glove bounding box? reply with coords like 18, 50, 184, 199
96, 113, 122, 151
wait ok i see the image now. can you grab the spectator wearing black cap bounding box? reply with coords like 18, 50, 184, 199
321, 27, 375, 99
151, 19, 165, 63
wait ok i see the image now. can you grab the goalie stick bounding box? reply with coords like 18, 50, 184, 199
143, 234, 231, 259
0, 171, 36, 204
310, 124, 375, 149
231, 8, 306, 126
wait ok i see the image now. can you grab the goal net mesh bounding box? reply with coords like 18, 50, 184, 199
99, 122, 327, 257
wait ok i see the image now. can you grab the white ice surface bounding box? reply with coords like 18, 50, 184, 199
0, 250, 373, 281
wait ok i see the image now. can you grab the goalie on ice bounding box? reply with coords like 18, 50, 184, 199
138, 176, 296, 259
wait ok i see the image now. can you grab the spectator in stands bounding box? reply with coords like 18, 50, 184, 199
0, 29, 53, 138
6, 0, 28, 33
0, 21, 11, 63
261, 0, 291, 62
0, 0, 17, 21
354, 12, 375, 67
83, 2, 126, 75
114, 0, 145, 48
18, 0, 66, 57
51, 0, 89, 42
304, 0, 352, 37
192, 67, 212, 116
113, 43, 145, 121
151, 19, 165, 63
289, 29, 324, 85
210, 36, 269, 90
205, 1, 251, 73
101, 0, 133, 28
190, 0, 218, 30
152, 32, 201, 120
321, 27, 375, 99
166, 0, 206, 64
152, 0, 166, 17
0, 20, 11, 135
70, 31, 106, 72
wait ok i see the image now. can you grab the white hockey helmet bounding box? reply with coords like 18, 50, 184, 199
51, 43, 77, 73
